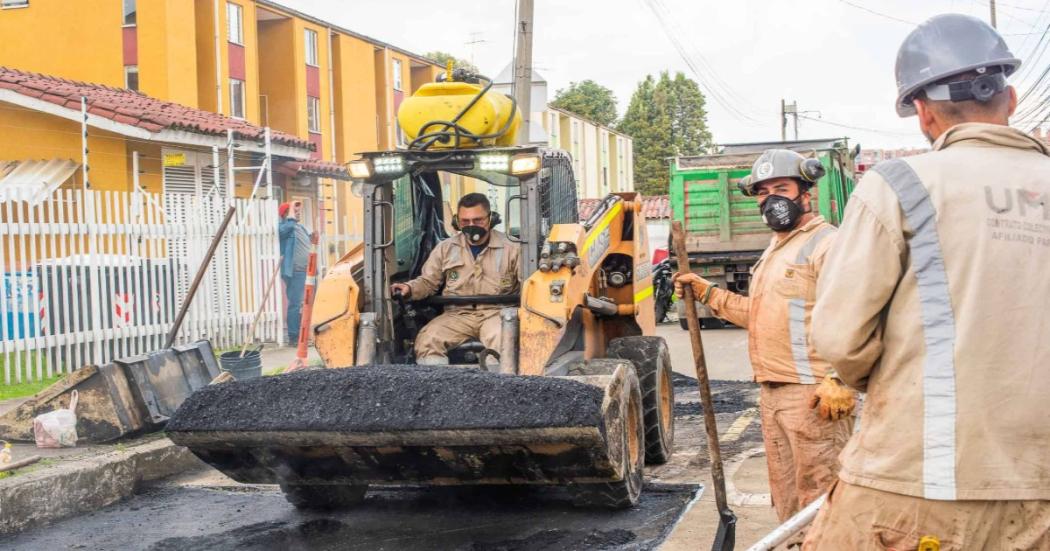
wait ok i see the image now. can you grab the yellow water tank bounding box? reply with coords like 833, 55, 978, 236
397, 81, 521, 149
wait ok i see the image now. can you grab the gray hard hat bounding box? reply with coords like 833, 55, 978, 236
738, 149, 826, 197
895, 13, 1020, 117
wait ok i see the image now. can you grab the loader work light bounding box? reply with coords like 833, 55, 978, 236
510, 154, 541, 175
373, 155, 405, 175
478, 153, 510, 172
349, 160, 373, 180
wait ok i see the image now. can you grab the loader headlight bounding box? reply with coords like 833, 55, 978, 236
349, 160, 373, 180
478, 154, 510, 172
510, 154, 541, 175
373, 155, 405, 175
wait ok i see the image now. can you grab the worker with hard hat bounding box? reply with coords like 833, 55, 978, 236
675, 149, 857, 543
391, 193, 520, 365
804, 14, 1050, 549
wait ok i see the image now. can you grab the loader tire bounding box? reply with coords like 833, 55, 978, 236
279, 483, 367, 511
607, 336, 675, 465
569, 370, 645, 509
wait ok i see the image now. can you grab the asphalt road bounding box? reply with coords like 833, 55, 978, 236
3, 323, 773, 551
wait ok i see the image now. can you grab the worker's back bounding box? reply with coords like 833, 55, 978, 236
813, 122, 1050, 501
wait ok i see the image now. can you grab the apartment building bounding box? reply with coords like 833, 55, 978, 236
0, 0, 445, 256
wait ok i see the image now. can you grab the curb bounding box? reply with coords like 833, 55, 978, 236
0, 437, 202, 535
724, 446, 772, 507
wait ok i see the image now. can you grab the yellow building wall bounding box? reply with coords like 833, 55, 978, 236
373, 48, 391, 150
0, 105, 130, 192
194, 0, 222, 114
0, 0, 123, 86
138, 0, 200, 108
332, 34, 378, 242
257, 17, 299, 137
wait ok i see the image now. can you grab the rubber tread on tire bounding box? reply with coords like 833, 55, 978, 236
607, 336, 675, 464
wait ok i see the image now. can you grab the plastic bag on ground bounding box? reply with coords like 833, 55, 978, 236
33, 390, 79, 448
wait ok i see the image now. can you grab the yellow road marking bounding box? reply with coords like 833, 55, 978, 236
581, 201, 622, 254
721, 407, 758, 442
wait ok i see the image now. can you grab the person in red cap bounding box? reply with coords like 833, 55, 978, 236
278, 201, 310, 344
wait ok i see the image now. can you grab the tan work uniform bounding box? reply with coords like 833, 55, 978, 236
804, 124, 1050, 550
705, 216, 853, 527
406, 230, 520, 363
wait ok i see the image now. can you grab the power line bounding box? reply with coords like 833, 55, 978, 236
797, 114, 915, 137
640, 0, 767, 126
837, 0, 917, 25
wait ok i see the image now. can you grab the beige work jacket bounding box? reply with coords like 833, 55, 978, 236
812, 123, 1050, 501
406, 230, 521, 311
706, 216, 838, 384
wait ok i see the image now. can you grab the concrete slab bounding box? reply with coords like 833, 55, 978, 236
0, 435, 204, 535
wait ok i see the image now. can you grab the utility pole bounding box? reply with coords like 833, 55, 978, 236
781, 99, 799, 141
512, 0, 534, 145
465, 31, 487, 66
990, 0, 997, 28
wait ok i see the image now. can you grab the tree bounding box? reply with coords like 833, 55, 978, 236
618, 72, 713, 195
550, 80, 619, 127
424, 51, 478, 75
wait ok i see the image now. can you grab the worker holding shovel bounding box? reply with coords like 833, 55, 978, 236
674, 149, 856, 548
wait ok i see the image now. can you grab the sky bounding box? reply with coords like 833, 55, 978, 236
279, 0, 1049, 150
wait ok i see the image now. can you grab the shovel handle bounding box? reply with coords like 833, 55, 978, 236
671, 221, 731, 514
165, 205, 237, 348
240, 260, 284, 358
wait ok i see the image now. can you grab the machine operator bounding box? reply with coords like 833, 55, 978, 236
390, 193, 521, 365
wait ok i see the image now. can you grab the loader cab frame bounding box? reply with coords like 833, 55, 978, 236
351, 146, 578, 364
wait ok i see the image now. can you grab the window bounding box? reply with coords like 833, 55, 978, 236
226, 2, 243, 45
1, 0, 28, 7
304, 29, 318, 66
124, 66, 139, 91
230, 78, 245, 119
307, 96, 321, 133
122, 0, 135, 25
392, 59, 402, 91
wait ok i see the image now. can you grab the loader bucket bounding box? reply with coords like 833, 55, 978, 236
0, 340, 220, 443
167, 364, 641, 490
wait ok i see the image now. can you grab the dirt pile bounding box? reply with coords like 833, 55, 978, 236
167, 365, 605, 433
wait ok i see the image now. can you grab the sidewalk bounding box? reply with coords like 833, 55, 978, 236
256, 343, 323, 374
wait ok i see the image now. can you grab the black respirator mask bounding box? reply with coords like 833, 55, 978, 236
461, 225, 488, 244
761, 194, 807, 231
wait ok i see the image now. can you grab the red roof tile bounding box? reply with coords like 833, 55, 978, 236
578, 195, 670, 221
0, 66, 312, 151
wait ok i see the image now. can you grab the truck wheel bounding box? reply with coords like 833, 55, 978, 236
280, 483, 368, 510
702, 318, 726, 330
569, 374, 644, 509
607, 336, 675, 465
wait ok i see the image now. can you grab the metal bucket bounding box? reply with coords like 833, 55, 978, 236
219, 350, 263, 380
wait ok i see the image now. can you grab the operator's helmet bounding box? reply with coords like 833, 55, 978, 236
894, 13, 1020, 117
737, 149, 825, 197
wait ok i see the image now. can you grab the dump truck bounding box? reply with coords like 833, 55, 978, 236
670, 138, 859, 328
167, 69, 676, 510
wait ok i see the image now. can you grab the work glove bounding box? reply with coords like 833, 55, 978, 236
672, 272, 714, 300
808, 375, 856, 421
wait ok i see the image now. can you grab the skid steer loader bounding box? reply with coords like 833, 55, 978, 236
167, 69, 676, 510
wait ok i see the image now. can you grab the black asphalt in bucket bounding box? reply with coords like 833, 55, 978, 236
219, 350, 263, 380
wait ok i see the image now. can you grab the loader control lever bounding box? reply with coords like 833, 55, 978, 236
392, 288, 419, 333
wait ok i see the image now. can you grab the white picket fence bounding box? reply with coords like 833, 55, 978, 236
0, 189, 283, 384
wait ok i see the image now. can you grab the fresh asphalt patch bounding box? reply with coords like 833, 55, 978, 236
0, 484, 700, 551
3, 373, 761, 551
